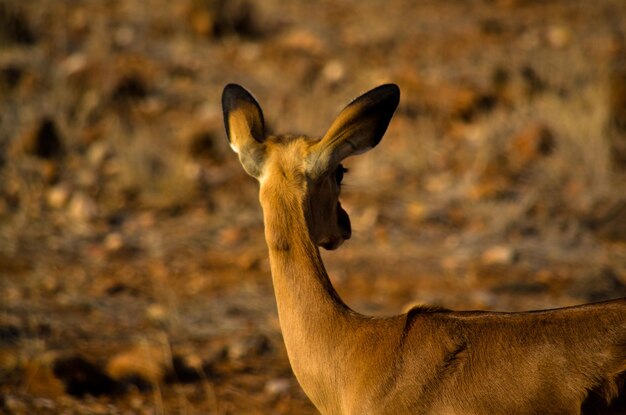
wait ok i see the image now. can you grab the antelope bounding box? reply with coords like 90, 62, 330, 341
221, 83, 626, 415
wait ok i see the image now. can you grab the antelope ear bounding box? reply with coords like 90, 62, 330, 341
222, 84, 266, 177
310, 84, 399, 177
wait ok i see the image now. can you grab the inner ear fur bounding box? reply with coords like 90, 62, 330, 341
222, 84, 266, 177
310, 84, 400, 177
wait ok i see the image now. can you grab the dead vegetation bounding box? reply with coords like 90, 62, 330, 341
1, 0, 626, 413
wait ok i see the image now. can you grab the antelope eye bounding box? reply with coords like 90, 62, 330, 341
335, 165, 348, 185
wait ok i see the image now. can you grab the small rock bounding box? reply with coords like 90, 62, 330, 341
546, 25, 570, 49
481, 245, 517, 265
47, 185, 71, 209
60, 53, 88, 77
424, 173, 453, 193
106, 343, 170, 389
67, 192, 98, 221
86, 141, 112, 168
322, 60, 345, 84
265, 378, 291, 396
406, 202, 426, 222
145, 304, 168, 324
103, 232, 124, 252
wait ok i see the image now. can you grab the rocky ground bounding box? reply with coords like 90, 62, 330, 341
2, 0, 626, 413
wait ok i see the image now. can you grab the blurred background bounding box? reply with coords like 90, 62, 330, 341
1, 0, 626, 413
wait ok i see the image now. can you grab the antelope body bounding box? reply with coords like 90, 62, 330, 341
222, 83, 626, 415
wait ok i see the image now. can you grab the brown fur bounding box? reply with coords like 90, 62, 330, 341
222, 83, 626, 415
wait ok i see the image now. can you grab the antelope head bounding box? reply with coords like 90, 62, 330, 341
222, 83, 399, 251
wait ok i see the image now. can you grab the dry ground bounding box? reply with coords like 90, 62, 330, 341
2, 0, 626, 413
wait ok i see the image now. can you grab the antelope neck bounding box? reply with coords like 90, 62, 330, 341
259, 180, 355, 365
260, 180, 351, 315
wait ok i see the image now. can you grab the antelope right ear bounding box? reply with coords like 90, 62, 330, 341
222, 84, 266, 178
309, 84, 399, 178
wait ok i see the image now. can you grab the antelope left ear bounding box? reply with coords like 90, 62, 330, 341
222, 84, 266, 178
310, 84, 399, 177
